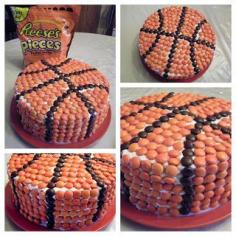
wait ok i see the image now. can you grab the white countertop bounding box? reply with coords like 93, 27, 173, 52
121, 5, 231, 83
5, 33, 116, 149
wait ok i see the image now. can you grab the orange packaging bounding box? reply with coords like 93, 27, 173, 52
11, 5, 81, 65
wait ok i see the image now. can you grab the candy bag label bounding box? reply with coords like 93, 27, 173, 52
12, 7, 29, 22
11, 5, 81, 65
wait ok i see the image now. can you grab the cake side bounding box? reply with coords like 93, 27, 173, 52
8, 153, 115, 230
121, 92, 231, 216
14, 57, 110, 144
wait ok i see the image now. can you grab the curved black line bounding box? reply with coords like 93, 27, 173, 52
77, 92, 97, 139
92, 157, 115, 166
209, 111, 231, 136
44, 89, 73, 142
121, 107, 231, 214
163, 6, 187, 79
142, 9, 164, 59
140, 28, 215, 50
65, 68, 97, 76
179, 111, 231, 215
83, 154, 107, 222
121, 95, 215, 120
121, 109, 181, 151
45, 154, 68, 229
121, 92, 175, 119
10, 154, 41, 209
189, 19, 207, 75
44, 87, 97, 142
15, 77, 61, 102
194, 38, 215, 50
15, 70, 105, 102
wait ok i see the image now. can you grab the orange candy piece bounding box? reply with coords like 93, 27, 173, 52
151, 163, 163, 175
165, 165, 178, 177
64, 190, 73, 200
56, 190, 65, 200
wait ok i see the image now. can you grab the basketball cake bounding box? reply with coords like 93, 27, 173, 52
138, 6, 216, 82
14, 57, 110, 144
121, 92, 231, 216
7, 153, 115, 230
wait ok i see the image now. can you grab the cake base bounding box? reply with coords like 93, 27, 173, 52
121, 195, 231, 230
10, 98, 111, 148
5, 183, 115, 231
140, 56, 212, 83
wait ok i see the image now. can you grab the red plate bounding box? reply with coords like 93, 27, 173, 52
10, 98, 111, 148
121, 195, 231, 230
5, 183, 115, 231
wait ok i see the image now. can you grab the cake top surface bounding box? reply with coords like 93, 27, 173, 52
121, 92, 231, 159
16, 57, 109, 94
8, 153, 115, 194
138, 6, 216, 81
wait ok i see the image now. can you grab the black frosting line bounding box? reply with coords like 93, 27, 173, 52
44, 87, 97, 142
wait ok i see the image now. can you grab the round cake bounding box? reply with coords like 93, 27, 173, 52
14, 57, 110, 144
121, 92, 231, 216
8, 153, 115, 230
138, 6, 216, 82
